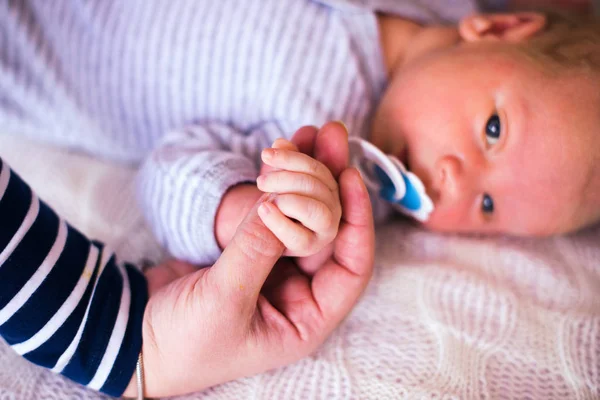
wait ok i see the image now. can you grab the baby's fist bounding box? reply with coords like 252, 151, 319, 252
257, 139, 341, 257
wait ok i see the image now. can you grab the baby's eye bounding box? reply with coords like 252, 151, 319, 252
482, 193, 494, 214
485, 114, 501, 146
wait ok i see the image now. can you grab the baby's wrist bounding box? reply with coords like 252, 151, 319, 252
215, 183, 263, 249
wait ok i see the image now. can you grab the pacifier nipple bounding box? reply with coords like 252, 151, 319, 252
348, 137, 434, 222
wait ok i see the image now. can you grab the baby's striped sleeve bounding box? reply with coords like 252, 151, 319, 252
0, 157, 148, 397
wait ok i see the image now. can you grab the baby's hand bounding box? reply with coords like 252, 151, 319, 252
257, 138, 341, 257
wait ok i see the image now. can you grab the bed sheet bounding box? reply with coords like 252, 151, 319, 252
0, 134, 599, 400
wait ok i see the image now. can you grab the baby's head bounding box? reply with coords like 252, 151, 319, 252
371, 10, 600, 236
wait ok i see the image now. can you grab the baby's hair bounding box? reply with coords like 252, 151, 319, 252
523, 9, 600, 72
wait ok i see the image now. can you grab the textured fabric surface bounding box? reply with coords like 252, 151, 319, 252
1, 136, 599, 400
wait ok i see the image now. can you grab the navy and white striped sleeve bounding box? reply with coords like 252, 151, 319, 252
0, 157, 148, 397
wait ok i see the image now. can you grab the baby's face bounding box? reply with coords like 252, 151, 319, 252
372, 43, 600, 236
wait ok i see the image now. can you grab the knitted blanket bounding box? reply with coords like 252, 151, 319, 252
1, 134, 598, 400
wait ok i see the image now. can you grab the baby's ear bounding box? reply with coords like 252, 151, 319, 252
459, 12, 547, 43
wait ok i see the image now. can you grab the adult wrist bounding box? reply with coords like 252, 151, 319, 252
122, 323, 162, 398
122, 353, 145, 399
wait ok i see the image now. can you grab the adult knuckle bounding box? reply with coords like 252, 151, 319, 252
235, 221, 281, 260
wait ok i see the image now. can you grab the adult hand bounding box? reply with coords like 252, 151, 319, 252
124, 123, 375, 398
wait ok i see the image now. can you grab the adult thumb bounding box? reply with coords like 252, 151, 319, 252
210, 193, 285, 303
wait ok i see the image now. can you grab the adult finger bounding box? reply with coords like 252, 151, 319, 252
311, 168, 375, 327
289, 125, 318, 156
210, 193, 285, 302
314, 121, 349, 179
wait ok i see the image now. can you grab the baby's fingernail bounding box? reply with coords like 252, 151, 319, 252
472, 16, 489, 31
258, 202, 272, 216
262, 148, 274, 161
256, 175, 265, 187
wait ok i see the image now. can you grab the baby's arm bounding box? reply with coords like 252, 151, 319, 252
256, 139, 341, 258
137, 122, 285, 265
482, 0, 590, 12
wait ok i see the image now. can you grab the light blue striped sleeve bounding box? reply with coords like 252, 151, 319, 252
0, 157, 148, 397
136, 121, 286, 266
478, 0, 509, 11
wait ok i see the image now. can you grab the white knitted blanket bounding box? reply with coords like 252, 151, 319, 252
1, 134, 599, 400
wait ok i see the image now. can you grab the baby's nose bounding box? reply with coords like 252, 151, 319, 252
434, 155, 465, 199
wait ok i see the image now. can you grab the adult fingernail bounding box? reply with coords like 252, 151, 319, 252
335, 120, 348, 134
351, 167, 365, 184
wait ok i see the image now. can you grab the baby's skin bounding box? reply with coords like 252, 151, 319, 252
257, 138, 341, 259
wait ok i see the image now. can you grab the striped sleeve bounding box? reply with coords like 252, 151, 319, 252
137, 121, 285, 266
0, 157, 148, 397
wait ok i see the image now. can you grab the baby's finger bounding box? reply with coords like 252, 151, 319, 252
274, 194, 337, 236
261, 149, 337, 191
257, 171, 334, 205
260, 139, 299, 175
257, 201, 315, 255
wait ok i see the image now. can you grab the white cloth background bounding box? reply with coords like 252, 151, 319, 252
0, 134, 598, 400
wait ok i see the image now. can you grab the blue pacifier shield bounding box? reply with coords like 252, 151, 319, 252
348, 137, 434, 222
374, 165, 421, 211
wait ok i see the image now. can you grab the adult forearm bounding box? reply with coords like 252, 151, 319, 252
0, 157, 147, 397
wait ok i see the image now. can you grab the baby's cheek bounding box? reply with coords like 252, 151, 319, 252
421, 205, 473, 233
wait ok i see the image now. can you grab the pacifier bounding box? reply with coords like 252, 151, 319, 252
348, 137, 434, 222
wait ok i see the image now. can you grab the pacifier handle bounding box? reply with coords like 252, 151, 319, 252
348, 137, 406, 200
348, 137, 435, 222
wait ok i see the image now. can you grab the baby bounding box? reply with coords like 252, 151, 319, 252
231, 7, 600, 263
256, 7, 600, 261
370, 10, 600, 237
1, 1, 599, 267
